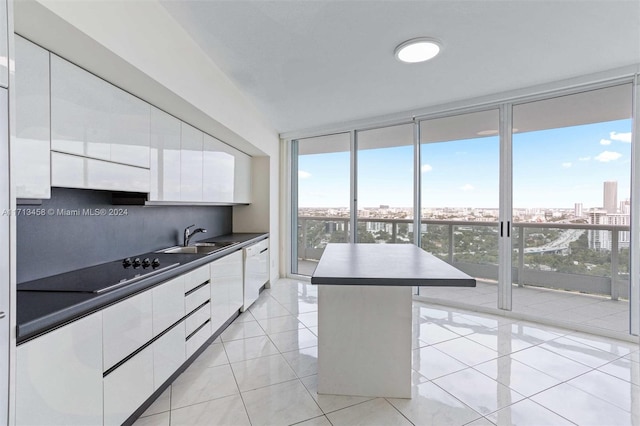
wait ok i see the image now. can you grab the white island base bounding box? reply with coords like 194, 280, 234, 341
317, 284, 413, 399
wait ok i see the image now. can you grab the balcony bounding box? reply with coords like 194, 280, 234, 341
296, 216, 631, 338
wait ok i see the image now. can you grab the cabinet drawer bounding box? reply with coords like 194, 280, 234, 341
103, 345, 154, 426
186, 321, 211, 358
103, 291, 153, 372
153, 323, 185, 389
185, 282, 210, 314
153, 275, 185, 336
185, 303, 211, 336
184, 265, 210, 293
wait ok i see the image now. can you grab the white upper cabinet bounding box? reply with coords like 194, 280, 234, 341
14, 36, 50, 199
180, 123, 203, 202
108, 87, 151, 168
0, 0, 8, 88
50, 55, 150, 168
203, 134, 234, 203
150, 107, 181, 201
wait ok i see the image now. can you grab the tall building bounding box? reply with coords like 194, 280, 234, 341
603, 181, 618, 213
588, 208, 630, 251
574, 203, 583, 217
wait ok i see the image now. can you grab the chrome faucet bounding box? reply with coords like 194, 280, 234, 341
183, 224, 207, 247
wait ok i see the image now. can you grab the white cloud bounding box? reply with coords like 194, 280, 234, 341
594, 151, 622, 162
578, 156, 591, 161
610, 131, 631, 143
298, 170, 311, 179
562, 162, 572, 168
459, 184, 475, 191
421, 164, 433, 173
600, 138, 612, 146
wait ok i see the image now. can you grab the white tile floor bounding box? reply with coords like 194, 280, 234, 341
135, 278, 640, 426
419, 279, 631, 339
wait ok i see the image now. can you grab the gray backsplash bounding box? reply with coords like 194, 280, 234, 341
17, 188, 232, 283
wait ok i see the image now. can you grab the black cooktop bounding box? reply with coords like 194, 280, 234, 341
17, 253, 186, 294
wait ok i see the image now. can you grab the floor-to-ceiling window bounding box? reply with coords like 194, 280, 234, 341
355, 124, 414, 243
511, 84, 633, 334
418, 109, 500, 305
292, 133, 351, 276
288, 81, 637, 338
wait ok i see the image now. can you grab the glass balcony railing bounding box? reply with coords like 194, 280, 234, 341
296, 216, 630, 301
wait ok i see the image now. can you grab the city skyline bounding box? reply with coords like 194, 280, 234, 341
298, 119, 632, 210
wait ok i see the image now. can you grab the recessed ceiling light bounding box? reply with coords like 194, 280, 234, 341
394, 38, 441, 63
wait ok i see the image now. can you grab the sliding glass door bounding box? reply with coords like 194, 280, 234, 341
292, 133, 351, 276
511, 85, 633, 332
356, 124, 414, 243
418, 109, 500, 304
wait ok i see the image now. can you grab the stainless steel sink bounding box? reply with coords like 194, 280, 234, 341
160, 242, 239, 255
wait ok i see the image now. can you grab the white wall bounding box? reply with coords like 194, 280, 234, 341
13, 0, 281, 279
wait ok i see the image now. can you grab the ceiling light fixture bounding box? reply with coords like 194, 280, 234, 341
395, 38, 442, 63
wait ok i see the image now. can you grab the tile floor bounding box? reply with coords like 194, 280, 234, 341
419, 279, 631, 338
134, 278, 640, 426
299, 259, 631, 338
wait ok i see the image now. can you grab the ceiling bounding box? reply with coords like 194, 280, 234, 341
159, 1, 640, 135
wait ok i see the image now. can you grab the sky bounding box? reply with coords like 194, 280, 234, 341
297, 119, 632, 210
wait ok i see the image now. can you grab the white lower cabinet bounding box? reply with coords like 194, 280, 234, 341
152, 275, 185, 335
186, 321, 211, 358
210, 250, 244, 331
243, 239, 269, 311
103, 346, 154, 426
16, 312, 103, 426
16, 249, 252, 425
153, 324, 186, 389
102, 291, 153, 372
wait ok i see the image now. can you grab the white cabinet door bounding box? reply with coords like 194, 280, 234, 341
108, 89, 150, 168
102, 291, 153, 372
16, 312, 103, 426
243, 239, 269, 311
234, 150, 252, 203
210, 250, 243, 333
103, 345, 154, 426
186, 321, 211, 358
50, 55, 150, 168
153, 322, 185, 389
14, 36, 51, 199
51, 151, 150, 193
152, 275, 185, 336
203, 134, 234, 202
150, 107, 181, 201
180, 123, 203, 202
50, 55, 150, 192
51, 54, 112, 160
0, 0, 8, 88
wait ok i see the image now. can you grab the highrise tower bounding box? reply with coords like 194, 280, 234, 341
603, 181, 618, 214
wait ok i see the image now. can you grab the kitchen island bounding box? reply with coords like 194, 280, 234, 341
311, 243, 475, 398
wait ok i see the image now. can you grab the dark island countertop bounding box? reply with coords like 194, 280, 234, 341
17, 232, 268, 344
311, 243, 476, 287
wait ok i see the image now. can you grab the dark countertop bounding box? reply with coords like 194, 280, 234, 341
17, 232, 268, 344
311, 243, 476, 287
